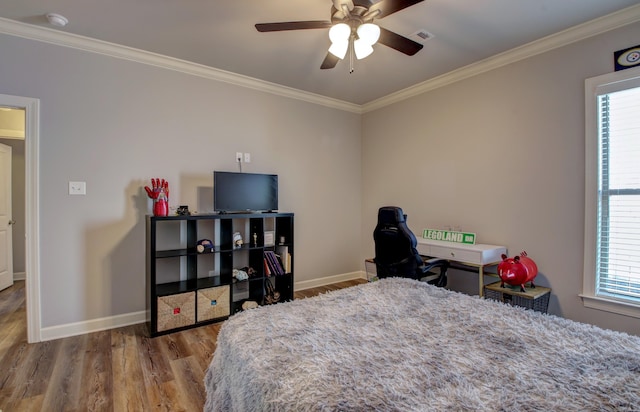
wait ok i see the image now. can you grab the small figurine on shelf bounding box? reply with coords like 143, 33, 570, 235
232, 268, 249, 281
176, 205, 190, 216
253, 233, 258, 247
144, 178, 169, 217
233, 232, 243, 248
241, 266, 257, 278
196, 239, 214, 253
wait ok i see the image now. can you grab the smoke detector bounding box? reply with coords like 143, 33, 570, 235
46, 13, 69, 27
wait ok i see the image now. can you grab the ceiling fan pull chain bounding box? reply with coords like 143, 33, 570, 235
349, 36, 355, 74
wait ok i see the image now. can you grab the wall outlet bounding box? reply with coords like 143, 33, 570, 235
236, 152, 243, 162
244, 152, 251, 163
69, 181, 86, 195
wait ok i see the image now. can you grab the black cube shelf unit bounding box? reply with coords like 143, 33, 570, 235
146, 212, 294, 337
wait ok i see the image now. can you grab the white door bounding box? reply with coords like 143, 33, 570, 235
0, 143, 13, 291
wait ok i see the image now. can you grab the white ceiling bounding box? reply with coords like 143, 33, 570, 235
1, 0, 639, 105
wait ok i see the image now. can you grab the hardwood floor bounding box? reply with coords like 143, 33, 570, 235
0, 279, 366, 411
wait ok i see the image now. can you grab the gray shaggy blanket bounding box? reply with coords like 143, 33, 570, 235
204, 278, 640, 411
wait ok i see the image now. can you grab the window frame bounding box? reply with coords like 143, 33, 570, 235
582, 66, 640, 318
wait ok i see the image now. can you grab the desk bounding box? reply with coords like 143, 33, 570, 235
416, 238, 507, 296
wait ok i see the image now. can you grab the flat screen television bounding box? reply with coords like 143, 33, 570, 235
213, 171, 278, 213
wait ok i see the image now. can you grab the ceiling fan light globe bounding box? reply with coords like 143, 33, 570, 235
329, 23, 351, 43
329, 41, 349, 59
354, 40, 374, 59
357, 23, 380, 45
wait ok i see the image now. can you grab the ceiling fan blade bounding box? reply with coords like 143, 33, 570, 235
378, 27, 423, 56
320, 53, 340, 69
368, 0, 424, 19
255, 21, 332, 32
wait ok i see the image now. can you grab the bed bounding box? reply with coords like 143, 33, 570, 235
204, 278, 640, 411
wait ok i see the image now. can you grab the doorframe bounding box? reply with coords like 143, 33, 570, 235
1, 93, 40, 343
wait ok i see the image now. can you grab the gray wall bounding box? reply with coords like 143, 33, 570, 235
0, 33, 362, 328
362, 22, 640, 335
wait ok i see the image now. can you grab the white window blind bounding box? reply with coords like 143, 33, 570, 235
596, 85, 640, 302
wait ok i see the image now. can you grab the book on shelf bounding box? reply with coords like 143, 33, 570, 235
264, 250, 284, 275
264, 251, 277, 275
275, 254, 285, 273
271, 251, 284, 275
263, 258, 272, 277
276, 246, 291, 273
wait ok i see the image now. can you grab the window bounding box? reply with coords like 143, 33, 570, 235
583, 67, 640, 317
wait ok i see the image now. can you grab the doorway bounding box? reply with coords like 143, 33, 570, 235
0, 108, 25, 292
0, 94, 40, 343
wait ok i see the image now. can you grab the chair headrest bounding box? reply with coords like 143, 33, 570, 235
378, 206, 406, 225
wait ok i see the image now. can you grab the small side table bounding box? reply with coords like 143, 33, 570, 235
484, 281, 551, 313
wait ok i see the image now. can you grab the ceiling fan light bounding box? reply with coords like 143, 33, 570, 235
357, 23, 380, 45
329, 23, 350, 43
354, 39, 374, 59
328, 40, 349, 59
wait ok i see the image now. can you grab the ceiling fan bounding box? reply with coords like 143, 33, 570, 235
255, 0, 425, 72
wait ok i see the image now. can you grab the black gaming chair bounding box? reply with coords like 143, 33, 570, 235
373, 206, 448, 286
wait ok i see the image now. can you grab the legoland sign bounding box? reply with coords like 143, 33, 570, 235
422, 229, 476, 245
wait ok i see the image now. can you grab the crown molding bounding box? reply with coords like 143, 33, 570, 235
0, 17, 363, 114
0, 128, 25, 139
2, 4, 639, 115
362, 3, 640, 113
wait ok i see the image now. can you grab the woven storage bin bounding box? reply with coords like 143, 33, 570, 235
157, 292, 195, 332
484, 281, 551, 313
197, 285, 230, 322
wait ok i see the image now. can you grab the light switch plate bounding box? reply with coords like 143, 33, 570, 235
69, 181, 86, 195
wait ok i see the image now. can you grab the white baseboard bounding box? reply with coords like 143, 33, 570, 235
13, 272, 26, 281
295, 271, 367, 291
37, 272, 367, 341
40, 310, 147, 342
